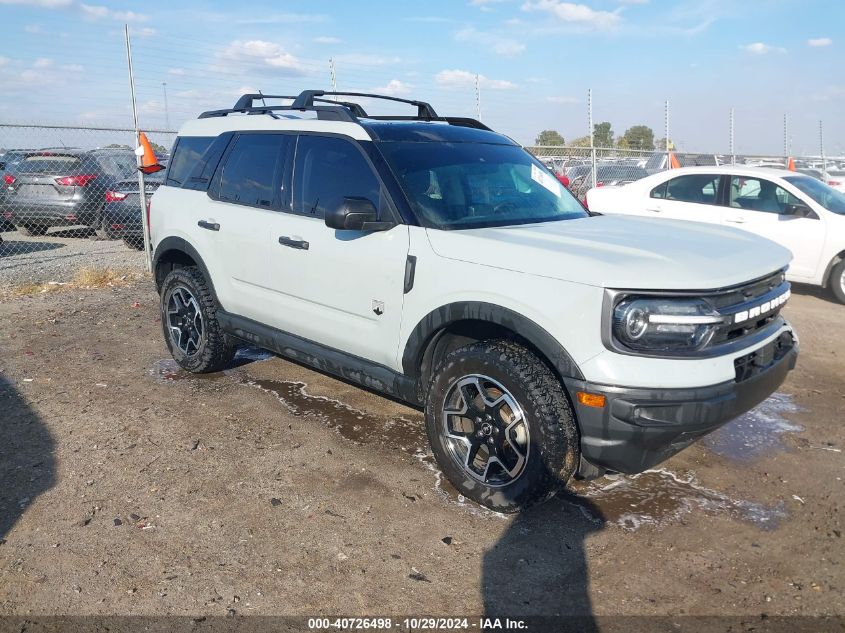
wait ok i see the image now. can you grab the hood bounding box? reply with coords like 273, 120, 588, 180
425, 215, 792, 290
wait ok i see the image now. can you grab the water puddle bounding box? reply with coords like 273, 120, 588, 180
149, 346, 273, 383
240, 377, 425, 450
704, 392, 803, 461
568, 469, 787, 531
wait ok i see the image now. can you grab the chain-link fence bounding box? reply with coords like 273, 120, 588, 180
0, 124, 174, 288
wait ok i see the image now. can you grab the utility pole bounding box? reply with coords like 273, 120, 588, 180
475, 73, 481, 120
588, 88, 596, 188
729, 108, 735, 165
783, 113, 789, 159
124, 24, 150, 272
820, 120, 826, 172
664, 99, 670, 167
162, 81, 170, 130
329, 57, 337, 98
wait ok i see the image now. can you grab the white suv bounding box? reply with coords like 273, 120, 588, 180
149, 90, 798, 512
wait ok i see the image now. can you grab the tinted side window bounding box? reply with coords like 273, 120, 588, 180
166, 136, 213, 186
293, 136, 380, 218
218, 134, 286, 208
183, 132, 234, 191
664, 174, 720, 204
650, 181, 668, 199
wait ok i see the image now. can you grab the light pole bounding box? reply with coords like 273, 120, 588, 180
162, 81, 170, 130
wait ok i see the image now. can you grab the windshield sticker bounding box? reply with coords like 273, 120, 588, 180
531, 164, 561, 198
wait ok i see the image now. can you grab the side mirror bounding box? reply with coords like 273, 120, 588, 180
783, 202, 814, 218
325, 197, 392, 232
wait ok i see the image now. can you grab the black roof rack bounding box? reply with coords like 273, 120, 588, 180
198, 89, 492, 131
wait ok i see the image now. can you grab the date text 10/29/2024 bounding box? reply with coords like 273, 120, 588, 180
307, 618, 528, 630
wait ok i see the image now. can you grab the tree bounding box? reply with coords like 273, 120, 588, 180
593, 122, 613, 148
616, 136, 631, 150
534, 129, 566, 146
622, 125, 655, 151
149, 141, 168, 155
655, 137, 675, 151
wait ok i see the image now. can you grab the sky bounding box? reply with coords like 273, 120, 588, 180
0, 0, 842, 155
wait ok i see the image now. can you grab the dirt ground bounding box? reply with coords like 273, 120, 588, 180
0, 279, 842, 626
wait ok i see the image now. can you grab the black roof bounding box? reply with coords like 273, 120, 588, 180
360, 120, 516, 145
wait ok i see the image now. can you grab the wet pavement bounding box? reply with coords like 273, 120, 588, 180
150, 346, 804, 531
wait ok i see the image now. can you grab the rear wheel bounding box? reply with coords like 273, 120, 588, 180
831, 259, 845, 304
425, 340, 579, 513
159, 267, 236, 373
15, 223, 48, 236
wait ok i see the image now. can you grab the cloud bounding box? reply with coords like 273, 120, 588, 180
469, 0, 507, 11
807, 37, 832, 47
24, 24, 43, 33
134, 27, 157, 37
236, 13, 325, 25
314, 36, 341, 44
454, 27, 526, 56
371, 79, 413, 96
435, 69, 517, 90
33, 58, 53, 68
521, 0, 621, 29
0, 56, 10, 67
60, 63, 83, 72
405, 16, 456, 23
333, 53, 402, 66
218, 40, 308, 75
79, 4, 148, 22
168, 68, 187, 76
618, 0, 647, 3
741, 42, 786, 55
546, 95, 578, 104
0, 0, 71, 6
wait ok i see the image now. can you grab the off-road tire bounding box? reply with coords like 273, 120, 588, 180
15, 224, 48, 236
425, 340, 579, 513
159, 266, 236, 373
831, 259, 845, 305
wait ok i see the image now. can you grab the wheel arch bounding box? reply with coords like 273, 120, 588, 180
402, 301, 584, 396
821, 249, 845, 288
152, 237, 217, 299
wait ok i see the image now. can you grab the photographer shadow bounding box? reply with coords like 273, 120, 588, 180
0, 376, 56, 542
482, 486, 604, 632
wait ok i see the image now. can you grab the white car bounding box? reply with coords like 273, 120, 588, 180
149, 90, 797, 512
586, 165, 845, 303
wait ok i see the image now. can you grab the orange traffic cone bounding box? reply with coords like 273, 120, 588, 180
669, 152, 681, 169
136, 132, 164, 174
787, 157, 796, 171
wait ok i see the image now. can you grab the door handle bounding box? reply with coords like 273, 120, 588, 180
725, 216, 746, 224
278, 236, 309, 250
197, 220, 220, 231
646, 207, 662, 213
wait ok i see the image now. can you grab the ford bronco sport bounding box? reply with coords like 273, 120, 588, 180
150, 90, 798, 512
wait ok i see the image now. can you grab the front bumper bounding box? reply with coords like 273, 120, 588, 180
565, 331, 798, 476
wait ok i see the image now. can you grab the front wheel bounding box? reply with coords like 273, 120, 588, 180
425, 341, 579, 513
159, 267, 236, 373
831, 259, 845, 304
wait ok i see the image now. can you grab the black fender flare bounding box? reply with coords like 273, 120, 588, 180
152, 236, 218, 300
401, 301, 584, 381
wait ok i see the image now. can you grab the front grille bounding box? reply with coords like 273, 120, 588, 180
734, 332, 795, 382
709, 270, 789, 346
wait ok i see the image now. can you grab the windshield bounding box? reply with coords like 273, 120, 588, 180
784, 175, 845, 215
378, 142, 587, 229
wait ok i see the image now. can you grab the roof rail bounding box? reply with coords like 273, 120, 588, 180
197, 89, 492, 131
292, 90, 439, 120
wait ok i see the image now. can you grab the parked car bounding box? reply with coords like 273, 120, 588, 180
586, 165, 845, 303
0, 148, 136, 236
570, 165, 648, 201
0, 149, 35, 231
825, 170, 845, 193
102, 172, 163, 249
148, 89, 797, 513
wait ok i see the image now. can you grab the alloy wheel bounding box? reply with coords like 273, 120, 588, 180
166, 286, 204, 356
440, 374, 530, 487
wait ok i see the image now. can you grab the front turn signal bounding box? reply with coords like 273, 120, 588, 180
576, 391, 606, 408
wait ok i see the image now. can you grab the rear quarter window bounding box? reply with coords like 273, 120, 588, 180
166, 136, 214, 187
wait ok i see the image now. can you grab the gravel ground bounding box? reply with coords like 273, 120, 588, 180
0, 281, 842, 629
0, 227, 145, 287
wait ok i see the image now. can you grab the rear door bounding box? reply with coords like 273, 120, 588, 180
646, 173, 722, 224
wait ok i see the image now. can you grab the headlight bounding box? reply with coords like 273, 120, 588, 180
612, 297, 723, 353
